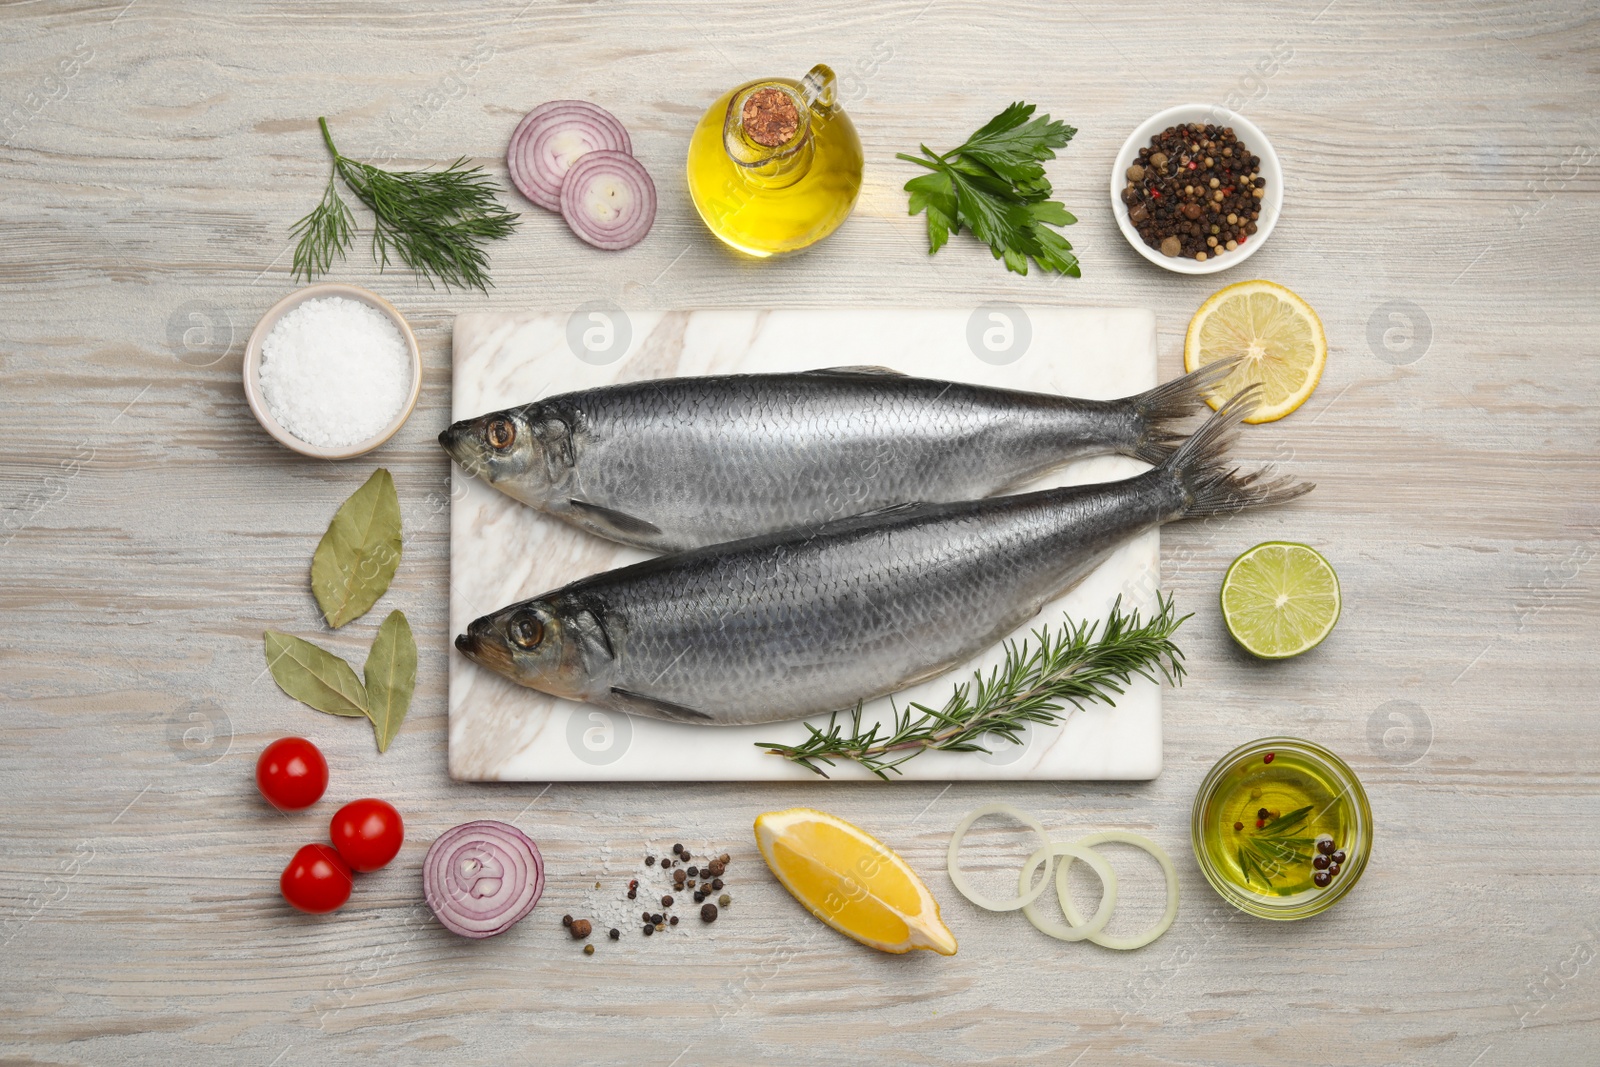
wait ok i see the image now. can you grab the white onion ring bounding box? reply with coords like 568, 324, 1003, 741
422, 820, 544, 939
559, 150, 657, 250
1055, 831, 1179, 951
946, 803, 1053, 912
507, 100, 632, 212
1019, 842, 1117, 942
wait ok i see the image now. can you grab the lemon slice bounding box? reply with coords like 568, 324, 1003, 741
1221, 541, 1341, 659
1184, 279, 1327, 423
754, 807, 957, 955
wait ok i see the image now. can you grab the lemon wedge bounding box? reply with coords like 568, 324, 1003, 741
754, 807, 957, 955
1184, 279, 1327, 423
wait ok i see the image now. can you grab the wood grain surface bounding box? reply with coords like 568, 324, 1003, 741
1, 1, 1597, 1064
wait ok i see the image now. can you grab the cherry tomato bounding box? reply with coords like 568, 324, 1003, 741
330, 798, 404, 873
256, 737, 329, 811
280, 843, 353, 913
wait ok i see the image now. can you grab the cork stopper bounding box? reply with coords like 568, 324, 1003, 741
741, 88, 801, 148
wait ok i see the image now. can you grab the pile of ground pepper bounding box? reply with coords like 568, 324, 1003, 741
1121, 122, 1265, 262
563, 843, 733, 952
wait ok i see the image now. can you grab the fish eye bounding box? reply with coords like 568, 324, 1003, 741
509, 612, 544, 649
486, 417, 515, 451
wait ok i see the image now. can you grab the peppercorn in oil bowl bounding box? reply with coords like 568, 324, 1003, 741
1111, 105, 1282, 274
1191, 737, 1372, 920
243, 283, 421, 459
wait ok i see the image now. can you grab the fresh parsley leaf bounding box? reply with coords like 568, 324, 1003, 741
957, 102, 1077, 185
1027, 222, 1081, 278
905, 171, 958, 255
898, 102, 1080, 277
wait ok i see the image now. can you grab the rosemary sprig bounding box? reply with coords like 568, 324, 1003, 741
1237, 805, 1315, 888
290, 117, 519, 291
756, 594, 1188, 779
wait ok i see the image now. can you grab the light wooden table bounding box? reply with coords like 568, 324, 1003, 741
3, 2, 1597, 1063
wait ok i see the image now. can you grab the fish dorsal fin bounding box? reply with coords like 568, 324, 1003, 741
801, 365, 907, 378
567, 499, 664, 543
609, 687, 715, 724
847, 501, 927, 520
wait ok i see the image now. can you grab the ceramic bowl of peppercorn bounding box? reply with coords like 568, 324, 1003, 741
1112, 104, 1282, 274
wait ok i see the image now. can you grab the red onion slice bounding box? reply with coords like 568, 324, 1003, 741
422, 820, 544, 939
559, 150, 657, 250
507, 100, 632, 212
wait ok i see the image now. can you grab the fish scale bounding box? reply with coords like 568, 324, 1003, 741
439, 365, 1239, 551
457, 393, 1309, 726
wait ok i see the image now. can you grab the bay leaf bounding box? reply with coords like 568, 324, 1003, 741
311, 468, 402, 629
362, 609, 416, 753
263, 630, 369, 717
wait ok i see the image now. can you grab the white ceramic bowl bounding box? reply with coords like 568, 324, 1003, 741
243, 283, 421, 459
1110, 104, 1283, 275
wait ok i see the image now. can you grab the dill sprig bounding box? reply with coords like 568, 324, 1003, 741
756, 594, 1188, 779
1236, 805, 1316, 888
290, 117, 519, 291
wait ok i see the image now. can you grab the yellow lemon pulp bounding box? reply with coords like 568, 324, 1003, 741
754, 807, 957, 955
1184, 279, 1327, 423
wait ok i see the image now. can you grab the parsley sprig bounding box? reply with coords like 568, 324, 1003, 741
898, 102, 1080, 277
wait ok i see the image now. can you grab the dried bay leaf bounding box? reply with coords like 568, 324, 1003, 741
363, 610, 416, 753
263, 630, 369, 718
312, 468, 401, 629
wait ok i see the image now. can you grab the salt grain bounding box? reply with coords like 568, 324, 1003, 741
258, 296, 412, 448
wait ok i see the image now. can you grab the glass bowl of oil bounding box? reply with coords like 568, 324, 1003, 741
1191, 737, 1371, 920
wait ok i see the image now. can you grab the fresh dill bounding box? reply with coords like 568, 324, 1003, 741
756, 594, 1188, 779
290, 117, 519, 291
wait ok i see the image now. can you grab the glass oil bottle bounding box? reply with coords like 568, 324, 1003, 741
686, 64, 864, 256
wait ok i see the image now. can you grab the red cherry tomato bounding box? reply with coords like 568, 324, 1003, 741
256, 737, 328, 811
280, 843, 353, 913
330, 798, 404, 873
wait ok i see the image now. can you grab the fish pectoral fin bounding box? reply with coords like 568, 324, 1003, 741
567, 499, 664, 541
801, 365, 907, 377
609, 688, 716, 724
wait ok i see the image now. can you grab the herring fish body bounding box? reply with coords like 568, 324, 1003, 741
455, 395, 1309, 726
439, 364, 1235, 551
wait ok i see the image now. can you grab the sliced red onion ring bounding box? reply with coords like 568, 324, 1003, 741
423, 820, 544, 939
559, 150, 656, 250
507, 100, 632, 212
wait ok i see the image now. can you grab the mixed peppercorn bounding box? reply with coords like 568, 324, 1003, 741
1311, 835, 1347, 889
1121, 122, 1265, 262
564, 842, 732, 953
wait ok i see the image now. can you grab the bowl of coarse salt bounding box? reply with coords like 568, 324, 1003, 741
243, 283, 421, 459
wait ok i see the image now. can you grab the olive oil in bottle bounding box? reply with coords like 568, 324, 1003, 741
686, 64, 863, 257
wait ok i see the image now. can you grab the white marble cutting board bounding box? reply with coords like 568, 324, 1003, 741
448, 307, 1165, 782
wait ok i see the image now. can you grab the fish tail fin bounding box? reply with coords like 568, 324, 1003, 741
1162, 385, 1314, 518
1124, 356, 1245, 464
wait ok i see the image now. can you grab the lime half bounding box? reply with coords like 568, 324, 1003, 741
1221, 542, 1341, 659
